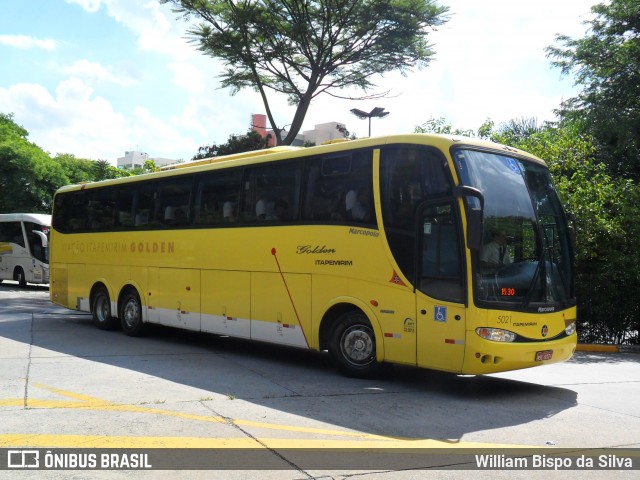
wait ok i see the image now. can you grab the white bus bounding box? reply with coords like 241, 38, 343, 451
0, 213, 51, 287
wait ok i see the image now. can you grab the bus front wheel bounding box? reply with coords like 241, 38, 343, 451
119, 290, 146, 337
329, 311, 380, 378
14, 267, 27, 288
92, 287, 119, 330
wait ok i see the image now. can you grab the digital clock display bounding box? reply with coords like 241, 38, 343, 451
501, 287, 516, 296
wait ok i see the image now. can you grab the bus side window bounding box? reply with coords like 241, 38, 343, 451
115, 187, 136, 228
155, 177, 193, 228
0, 221, 25, 247
303, 158, 346, 222
194, 169, 242, 226
53, 192, 88, 232
243, 161, 302, 224
133, 183, 156, 228
87, 187, 117, 231
303, 151, 374, 225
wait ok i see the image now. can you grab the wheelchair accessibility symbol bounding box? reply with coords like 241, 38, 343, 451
434, 306, 447, 323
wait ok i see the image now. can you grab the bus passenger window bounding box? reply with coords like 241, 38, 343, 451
53, 191, 88, 232
194, 169, 242, 226
115, 187, 135, 228
0, 222, 25, 247
244, 161, 301, 224
346, 189, 372, 222
303, 151, 374, 226
222, 201, 237, 223
87, 187, 117, 231
132, 183, 156, 228
155, 177, 193, 228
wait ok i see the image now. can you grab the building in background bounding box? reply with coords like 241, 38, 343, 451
251, 114, 347, 147
117, 150, 148, 170
117, 151, 176, 170
302, 121, 347, 145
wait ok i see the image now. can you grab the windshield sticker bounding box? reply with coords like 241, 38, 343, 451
507, 158, 521, 174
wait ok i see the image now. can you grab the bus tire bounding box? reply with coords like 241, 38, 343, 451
329, 311, 380, 378
92, 287, 119, 330
14, 267, 27, 288
120, 289, 146, 337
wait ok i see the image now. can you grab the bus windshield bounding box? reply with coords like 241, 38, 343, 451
27, 222, 50, 264
454, 149, 574, 309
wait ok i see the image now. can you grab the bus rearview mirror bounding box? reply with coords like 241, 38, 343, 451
455, 186, 484, 251
32, 230, 48, 249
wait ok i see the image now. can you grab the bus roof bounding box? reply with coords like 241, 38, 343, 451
0, 213, 51, 225
159, 145, 302, 171
54, 133, 546, 194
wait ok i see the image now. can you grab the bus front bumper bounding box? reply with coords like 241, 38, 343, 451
461, 333, 577, 375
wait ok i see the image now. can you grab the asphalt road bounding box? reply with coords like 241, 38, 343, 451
0, 281, 639, 479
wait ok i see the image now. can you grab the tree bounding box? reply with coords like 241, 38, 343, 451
164, 0, 449, 145
193, 130, 268, 160
53, 153, 99, 184
546, 0, 640, 179
415, 116, 476, 137
335, 123, 356, 141
1, 113, 135, 213
0, 113, 66, 213
490, 120, 639, 345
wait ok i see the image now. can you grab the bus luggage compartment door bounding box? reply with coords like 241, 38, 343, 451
147, 267, 201, 331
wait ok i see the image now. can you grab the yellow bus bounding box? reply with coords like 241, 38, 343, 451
50, 134, 577, 377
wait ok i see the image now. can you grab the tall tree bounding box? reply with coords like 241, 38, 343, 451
163, 0, 449, 145
490, 119, 640, 345
193, 130, 268, 160
53, 153, 98, 184
0, 113, 66, 213
546, 0, 640, 178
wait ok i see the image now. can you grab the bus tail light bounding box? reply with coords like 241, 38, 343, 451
476, 327, 516, 343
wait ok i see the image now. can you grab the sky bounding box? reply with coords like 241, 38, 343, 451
0, 0, 598, 165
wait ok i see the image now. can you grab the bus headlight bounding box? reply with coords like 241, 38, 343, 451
564, 321, 576, 336
476, 327, 517, 343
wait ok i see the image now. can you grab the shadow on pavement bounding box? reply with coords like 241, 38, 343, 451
0, 291, 579, 442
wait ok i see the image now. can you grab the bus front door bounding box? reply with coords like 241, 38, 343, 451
415, 202, 466, 372
416, 294, 465, 372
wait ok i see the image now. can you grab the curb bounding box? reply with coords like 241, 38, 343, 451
576, 344, 640, 353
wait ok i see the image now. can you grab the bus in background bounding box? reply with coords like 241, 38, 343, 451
0, 213, 51, 287
49, 134, 577, 377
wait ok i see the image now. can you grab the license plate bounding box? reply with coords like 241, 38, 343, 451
535, 350, 553, 362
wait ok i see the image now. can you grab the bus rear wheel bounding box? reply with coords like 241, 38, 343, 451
329, 311, 380, 378
92, 287, 119, 330
120, 290, 146, 337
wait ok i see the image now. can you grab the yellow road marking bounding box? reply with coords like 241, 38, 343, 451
1, 383, 536, 449
0, 434, 529, 449
1, 383, 390, 440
